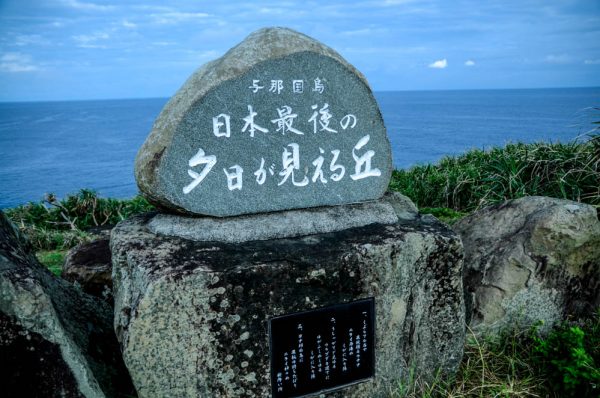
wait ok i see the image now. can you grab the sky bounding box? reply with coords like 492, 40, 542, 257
0, 0, 599, 101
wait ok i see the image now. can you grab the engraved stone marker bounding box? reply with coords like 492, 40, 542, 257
135, 27, 392, 216
269, 299, 375, 398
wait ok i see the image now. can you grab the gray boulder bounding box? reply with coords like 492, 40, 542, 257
135, 27, 392, 217
111, 193, 465, 397
0, 211, 134, 398
62, 238, 113, 303
454, 196, 600, 334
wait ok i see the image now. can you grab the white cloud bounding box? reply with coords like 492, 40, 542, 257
72, 32, 110, 48
343, 46, 427, 55
61, 0, 115, 11
14, 35, 49, 46
544, 54, 571, 64
122, 20, 137, 29
584, 59, 600, 65
152, 41, 175, 47
342, 28, 372, 36
381, 0, 416, 5
0, 53, 40, 72
258, 7, 287, 15
464, 59, 475, 66
341, 27, 389, 36
133, 5, 172, 12
428, 58, 447, 69
150, 12, 211, 25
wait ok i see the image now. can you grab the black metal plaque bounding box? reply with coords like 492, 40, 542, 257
269, 298, 375, 398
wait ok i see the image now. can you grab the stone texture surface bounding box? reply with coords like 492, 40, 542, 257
135, 27, 392, 217
149, 193, 408, 243
454, 196, 600, 334
111, 194, 465, 397
0, 211, 135, 398
62, 238, 113, 303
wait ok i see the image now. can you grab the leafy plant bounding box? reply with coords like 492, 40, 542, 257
394, 314, 600, 398
532, 319, 600, 396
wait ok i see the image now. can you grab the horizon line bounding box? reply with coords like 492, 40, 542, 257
1, 85, 599, 104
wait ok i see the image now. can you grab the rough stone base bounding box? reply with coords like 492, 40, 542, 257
111, 194, 465, 397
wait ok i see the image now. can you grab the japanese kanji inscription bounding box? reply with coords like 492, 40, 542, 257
269, 299, 375, 398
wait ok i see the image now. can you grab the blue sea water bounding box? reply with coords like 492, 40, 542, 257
0, 87, 598, 209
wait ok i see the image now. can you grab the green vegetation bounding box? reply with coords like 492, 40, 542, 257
389, 137, 599, 214
396, 313, 600, 397
36, 250, 67, 276
5, 189, 154, 252
532, 320, 600, 396
418, 207, 466, 224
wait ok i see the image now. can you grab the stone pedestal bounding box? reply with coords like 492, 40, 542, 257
111, 194, 465, 397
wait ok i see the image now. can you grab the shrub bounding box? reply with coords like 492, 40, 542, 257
389, 139, 599, 213
5, 189, 154, 251
532, 317, 600, 396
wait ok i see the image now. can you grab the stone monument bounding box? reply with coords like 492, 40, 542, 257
114, 27, 465, 397
134, 27, 391, 217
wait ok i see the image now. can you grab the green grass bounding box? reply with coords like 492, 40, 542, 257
419, 207, 466, 224
36, 250, 67, 276
5, 189, 154, 251
389, 137, 599, 213
396, 313, 600, 397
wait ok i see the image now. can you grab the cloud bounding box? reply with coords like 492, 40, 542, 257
258, 7, 288, 15
61, 0, 115, 12
544, 54, 571, 64
121, 20, 137, 29
381, 0, 417, 5
584, 59, 600, 65
72, 32, 110, 48
14, 35, 49, 46
150, 12, 211, 25
152, 41, 176, 47
0, 53, 40, 72
341, 27, 389, 36
428, 59, 447, 69
464, 60, 475, 66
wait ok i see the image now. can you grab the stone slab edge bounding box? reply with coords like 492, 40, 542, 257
134, 27, 378, 212
147, 192, 416, 243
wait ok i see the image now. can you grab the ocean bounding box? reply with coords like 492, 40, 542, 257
0, 87, 598, 209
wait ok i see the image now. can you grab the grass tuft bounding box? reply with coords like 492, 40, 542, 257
5, 189, 154, 251
394, 313, 600, 398
389, 137, 599, 213
36, 250, 67, 276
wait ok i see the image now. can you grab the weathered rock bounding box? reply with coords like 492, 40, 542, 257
454, 196, 600, 334
135, 27, 392, 217
148, 194, 402, 243
111, 193, 465, 397
62, 238, 113, 302
0, 211, 135, 398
